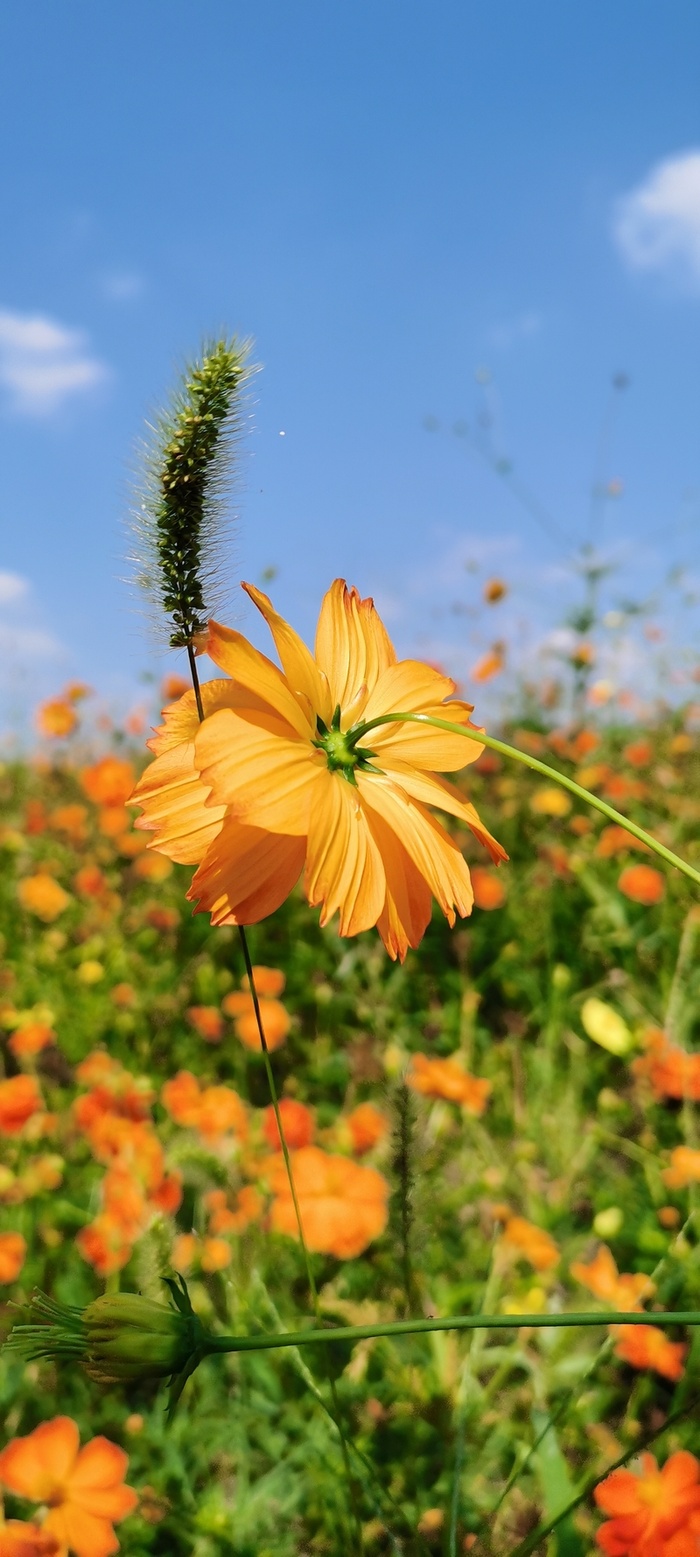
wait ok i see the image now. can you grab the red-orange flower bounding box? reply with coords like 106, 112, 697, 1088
664, 1147, 700, 1190
618, 864, 665, 905
407, 1053, 491, 1114
594, 1451, 700, 1557
571, 1245, 655, 1311
345, 1102, 389, 1155
632, 1030, 700, 1103
0, 1520, 58, 1556
501, 1217, 559, 1272
80, 757, 135, 808
263, 1098, 314, 1151
186, 1005, 224, 1043
0, 1416, 137, 1557
470, 866, 506, 910
613, 1323, 687, 1382
267, 1145, 390, 1258
223, 991, 291, 1052
161, 1071, 248, 1143
0, 1076, 43, 1136
131, 581, 506, 961
8, 1023, 56, 1059
0, 1232, 26, 1283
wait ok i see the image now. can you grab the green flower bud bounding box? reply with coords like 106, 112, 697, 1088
81, 1291, 205, 1385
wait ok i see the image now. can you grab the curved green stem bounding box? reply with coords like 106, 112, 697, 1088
207, 1306, 700, 1356
350, 712, 700, 890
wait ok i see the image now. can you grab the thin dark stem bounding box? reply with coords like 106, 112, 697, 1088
186, 642, 205, 721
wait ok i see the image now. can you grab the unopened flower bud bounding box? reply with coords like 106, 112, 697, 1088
81, 1291, 204, 1385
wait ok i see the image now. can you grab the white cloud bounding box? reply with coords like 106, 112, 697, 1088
614, 150, 700, 284
0, 308, 108, 414
0, 570, 29, 605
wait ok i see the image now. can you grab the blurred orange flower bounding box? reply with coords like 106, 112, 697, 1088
17, 874, 71, 923
0, 1076, 43, 1136
0, 1518, 59, 1555
594, 1451, 700, 1556
35, 698, 77, 739
80, 756, 135, 807
73, 864, 109, 900
596, 824, 652, 859
268, 1146, 389, 1258
613, 1323, 686, 1381
346, 1102, 389, 1155
132, 851, 172, 882
618, 864, 665, 905
204, 1185, 262, 1235
23, 800, 48, 836
0, 1232, 26, 1283
186, 1005, 224, 1043
663, 1147, 700, 1190
483, 579, 507, 604
8, 1023, 56, 1059
242, 965, 286, 998
408, 1053, 491, 1115
632, 1030, 700, 1103
131, 580, 505, 962
225, 992, 291, 1052
570, 1244, 655, 1311
471, 646, 504, 683
0, 1416, 137, 1557
470, 866, 506, 910
263, 1098, 314, 1151
501, 1217, 559, 1272
48, 804, 88, 843
200, 1236, 232, 1272
161, 673, 190, 701
161, 1071, 248, 1143
623, 738, 653, 767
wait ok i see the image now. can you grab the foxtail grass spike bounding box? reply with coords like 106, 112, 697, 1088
131, 337, 255, 648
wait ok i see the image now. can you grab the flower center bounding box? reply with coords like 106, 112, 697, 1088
314, 707, 379, 786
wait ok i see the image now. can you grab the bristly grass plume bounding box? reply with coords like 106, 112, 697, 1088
130, 337, 255, 657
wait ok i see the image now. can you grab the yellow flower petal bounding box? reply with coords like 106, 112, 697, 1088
148, 680, 235, 756
367, 809, 433, 960
357, 772, 474, 924
188, 820, 306, 926
244, 582, 333, 726
314, 579, 396, 719
203, 620, 312, 738
379, 761, 508, 863
304, 772, 386, 935
132, 742, 226, 864
195, 708, 325, 835
361, 661, 481, 770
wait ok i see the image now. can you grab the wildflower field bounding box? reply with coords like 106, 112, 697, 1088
3, 696, 700, 1555
3, 341, 700, 1557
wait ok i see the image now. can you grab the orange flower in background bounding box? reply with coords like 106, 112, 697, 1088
596, 824, 652, 859
613, 1323, 686, 1382
161, 1071, 248, 1143
267, 1146, 389, 1258
346, 1102, 389, 1155
618, 864, 665, 905
471, 646, 505, 683
664, 1147, 700, 1190
73, 864, 109, 900
48, 804, 88, 843
623, 738, 653, 768
200, 1236, 232, 1272
17, 874, 71, 924
204, 1185, 263, 1234
0, 1076, 43, 1136
80, 756, 135, 808
243, 964, 286, 998
0, 1520, 59, 1556
23, 800, 48, 836
501, 1217, 559, 1272
0, 1232, 26, 1283
483, 578, 507, 604
161, 673, 190, 701
263, 1098, 314, 1151
144, 904, 179, 932
571, 1245, 655, 1311
35, 698, 78, 739
186, 1005, 224, 1043
0, 1416, 137, 1557
225, 992, 291, 1052
594, 1451, 700, 1557
408, 1053, 491, 1115
9, 1023, 56, 1059
131, 580, 506, 962
470, 866, 506, 910
632, 1030, 700, 1103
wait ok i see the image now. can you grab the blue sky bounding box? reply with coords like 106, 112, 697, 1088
2, 2, 700, 734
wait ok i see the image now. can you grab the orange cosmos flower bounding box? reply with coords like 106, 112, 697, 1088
0, 1522, 58, 1556
618, 864, 665, 905
594, 1452, 700, 1557
263, 1098, 314, 1150
483, 578, 507, 604
0, 1416, 137, 1557
131, 580, 506, 961
80, 756, 135, 808
664, 1147, 700, 1190
471, 646, 505, 683
243, 964, 286, 998
17, 875, 71, 924
161, 673, 190, 701
571, 1245, 655, 1311
224, 992, 291, 1052
613, 1323, 687, 1382
408, 1053, 491, 1115
346, 1102, 389, 1155
0, 1232, 26, 1283
267, 1146, 390, 1258
501, 1217, 559, 1272
0, 1076, 43, 1136
596, 824, 652, 860
470, 865, 506, 910
9, 1023, 56, 1059
186, 1005, 224, 1043
632, 1030, 700, 1103
35, 698, 78, 739
623, 738, 653, 768
161, 1071, 248, 1143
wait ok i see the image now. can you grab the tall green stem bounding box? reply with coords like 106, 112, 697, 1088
348, 712, 700, 891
